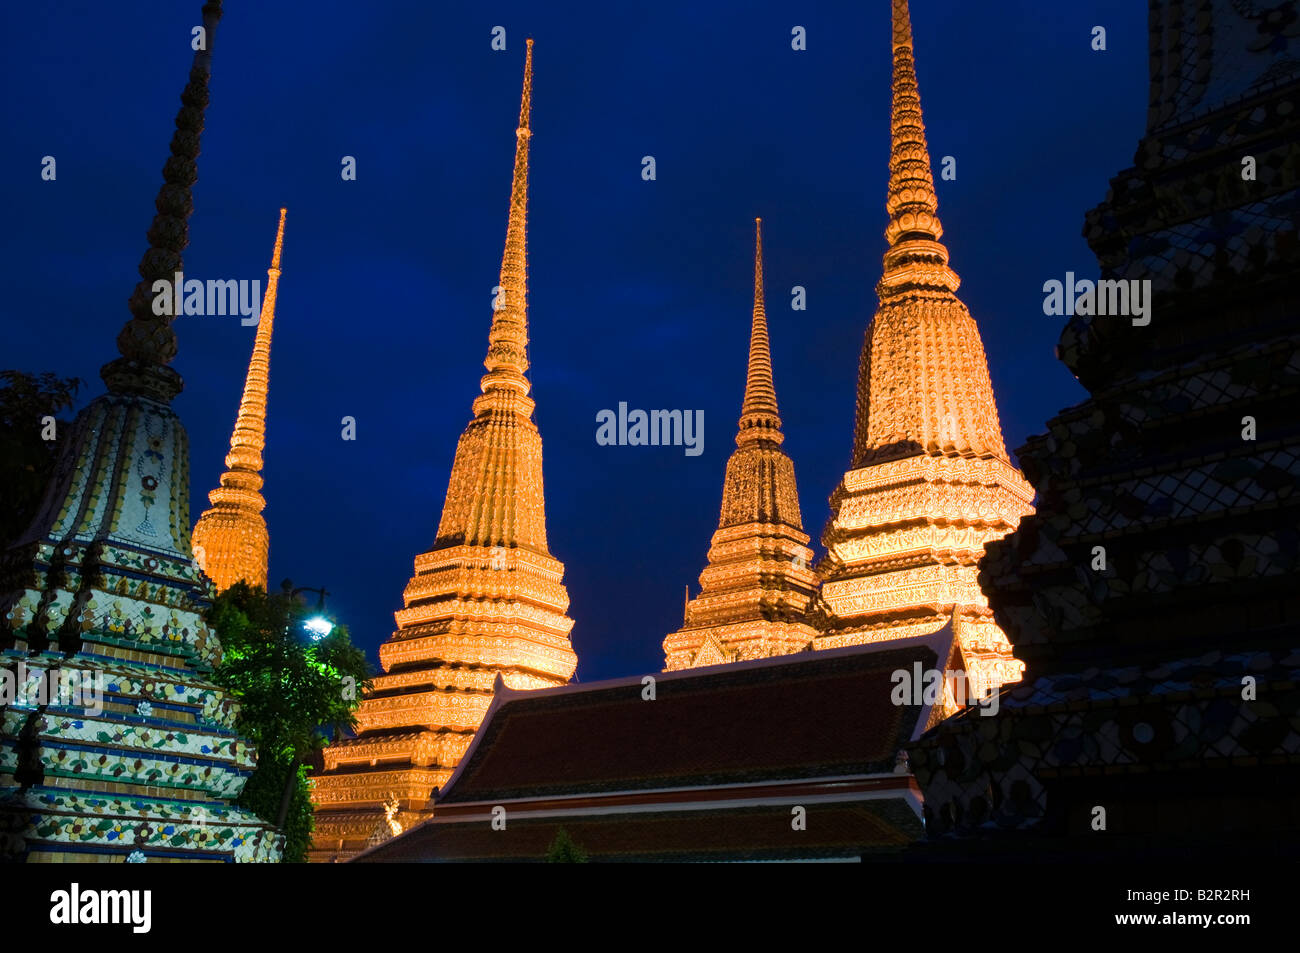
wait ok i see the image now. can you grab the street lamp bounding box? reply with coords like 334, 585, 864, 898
283, 580, 333, 639
275, 579, 335, 830
303, 616, 334, 639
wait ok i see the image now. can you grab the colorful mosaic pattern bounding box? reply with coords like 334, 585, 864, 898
0, 0, 280, 863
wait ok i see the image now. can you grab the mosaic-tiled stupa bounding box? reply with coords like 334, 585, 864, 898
0, 0, 283, 862
908, 0, 1300, 854
663, 219, 820, 670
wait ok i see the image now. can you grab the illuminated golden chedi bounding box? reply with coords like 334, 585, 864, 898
191, 208, 287, 592
816, 0, 1035, 692
310, 40, 576, 861
663, 219, 820, 670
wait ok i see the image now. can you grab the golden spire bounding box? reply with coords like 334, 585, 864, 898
719, 218, 798, 528
878, 0, 959, 300
664, 219, 818, 670
817, 0, 1035, 697
436, 38, 554, 553
737, 218, 783, 447
192, 208, 286, 592
849, 0, 1006, 466
311, 41, 576, 860
482, 37, 534, 395
102, 0, 224, 402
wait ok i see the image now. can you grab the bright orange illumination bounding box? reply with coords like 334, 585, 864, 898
663, 219, 819, 670
308, 40, 576, 863
815, 0, 1035, 694
191, 207, 287, 593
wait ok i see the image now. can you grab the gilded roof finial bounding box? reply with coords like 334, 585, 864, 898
191, 207, 286, 592
737, 217, 784, 447
102, 0, 224, 401
482, 38, 534, 395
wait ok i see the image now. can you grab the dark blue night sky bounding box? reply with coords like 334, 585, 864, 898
2, 2, 1146, 681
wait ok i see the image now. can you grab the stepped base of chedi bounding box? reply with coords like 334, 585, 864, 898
817, 451, 1034, 692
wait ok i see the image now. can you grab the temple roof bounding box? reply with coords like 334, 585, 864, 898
351, 630, 952, 861
442, 640, 943, 802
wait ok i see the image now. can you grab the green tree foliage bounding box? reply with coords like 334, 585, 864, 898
546, 827, 589, 863
207, 582, 371, 862
0, 371, 83, 549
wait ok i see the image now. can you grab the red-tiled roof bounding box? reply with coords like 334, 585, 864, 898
441, 638, 946, 803
352, 632, 951, 862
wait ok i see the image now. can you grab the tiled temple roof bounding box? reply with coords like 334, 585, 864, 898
353, 632, 951, 861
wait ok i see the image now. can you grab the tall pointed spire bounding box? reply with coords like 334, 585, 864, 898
664, 220, 818, 670
483, 37, 533, 393
310, 41, 576, 861
884, 0, 944, 248
816, 0, 1035, 697
437, 37, 548, 551
192, 208, 287, 592
737, 218, 783, 445
844, 0, 1013, 468
877, 0, 961, 304
0, 0, 283, 862
102, 0, 224, 402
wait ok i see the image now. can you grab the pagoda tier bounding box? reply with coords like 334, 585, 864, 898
664, 220, 819, 670
0, 0, 281, 863
191, 208, 287, 593
816, 0, 1034, 695
309, 40, 577, 862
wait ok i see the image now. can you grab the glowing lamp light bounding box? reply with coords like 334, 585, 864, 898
304, 616, 334, 640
